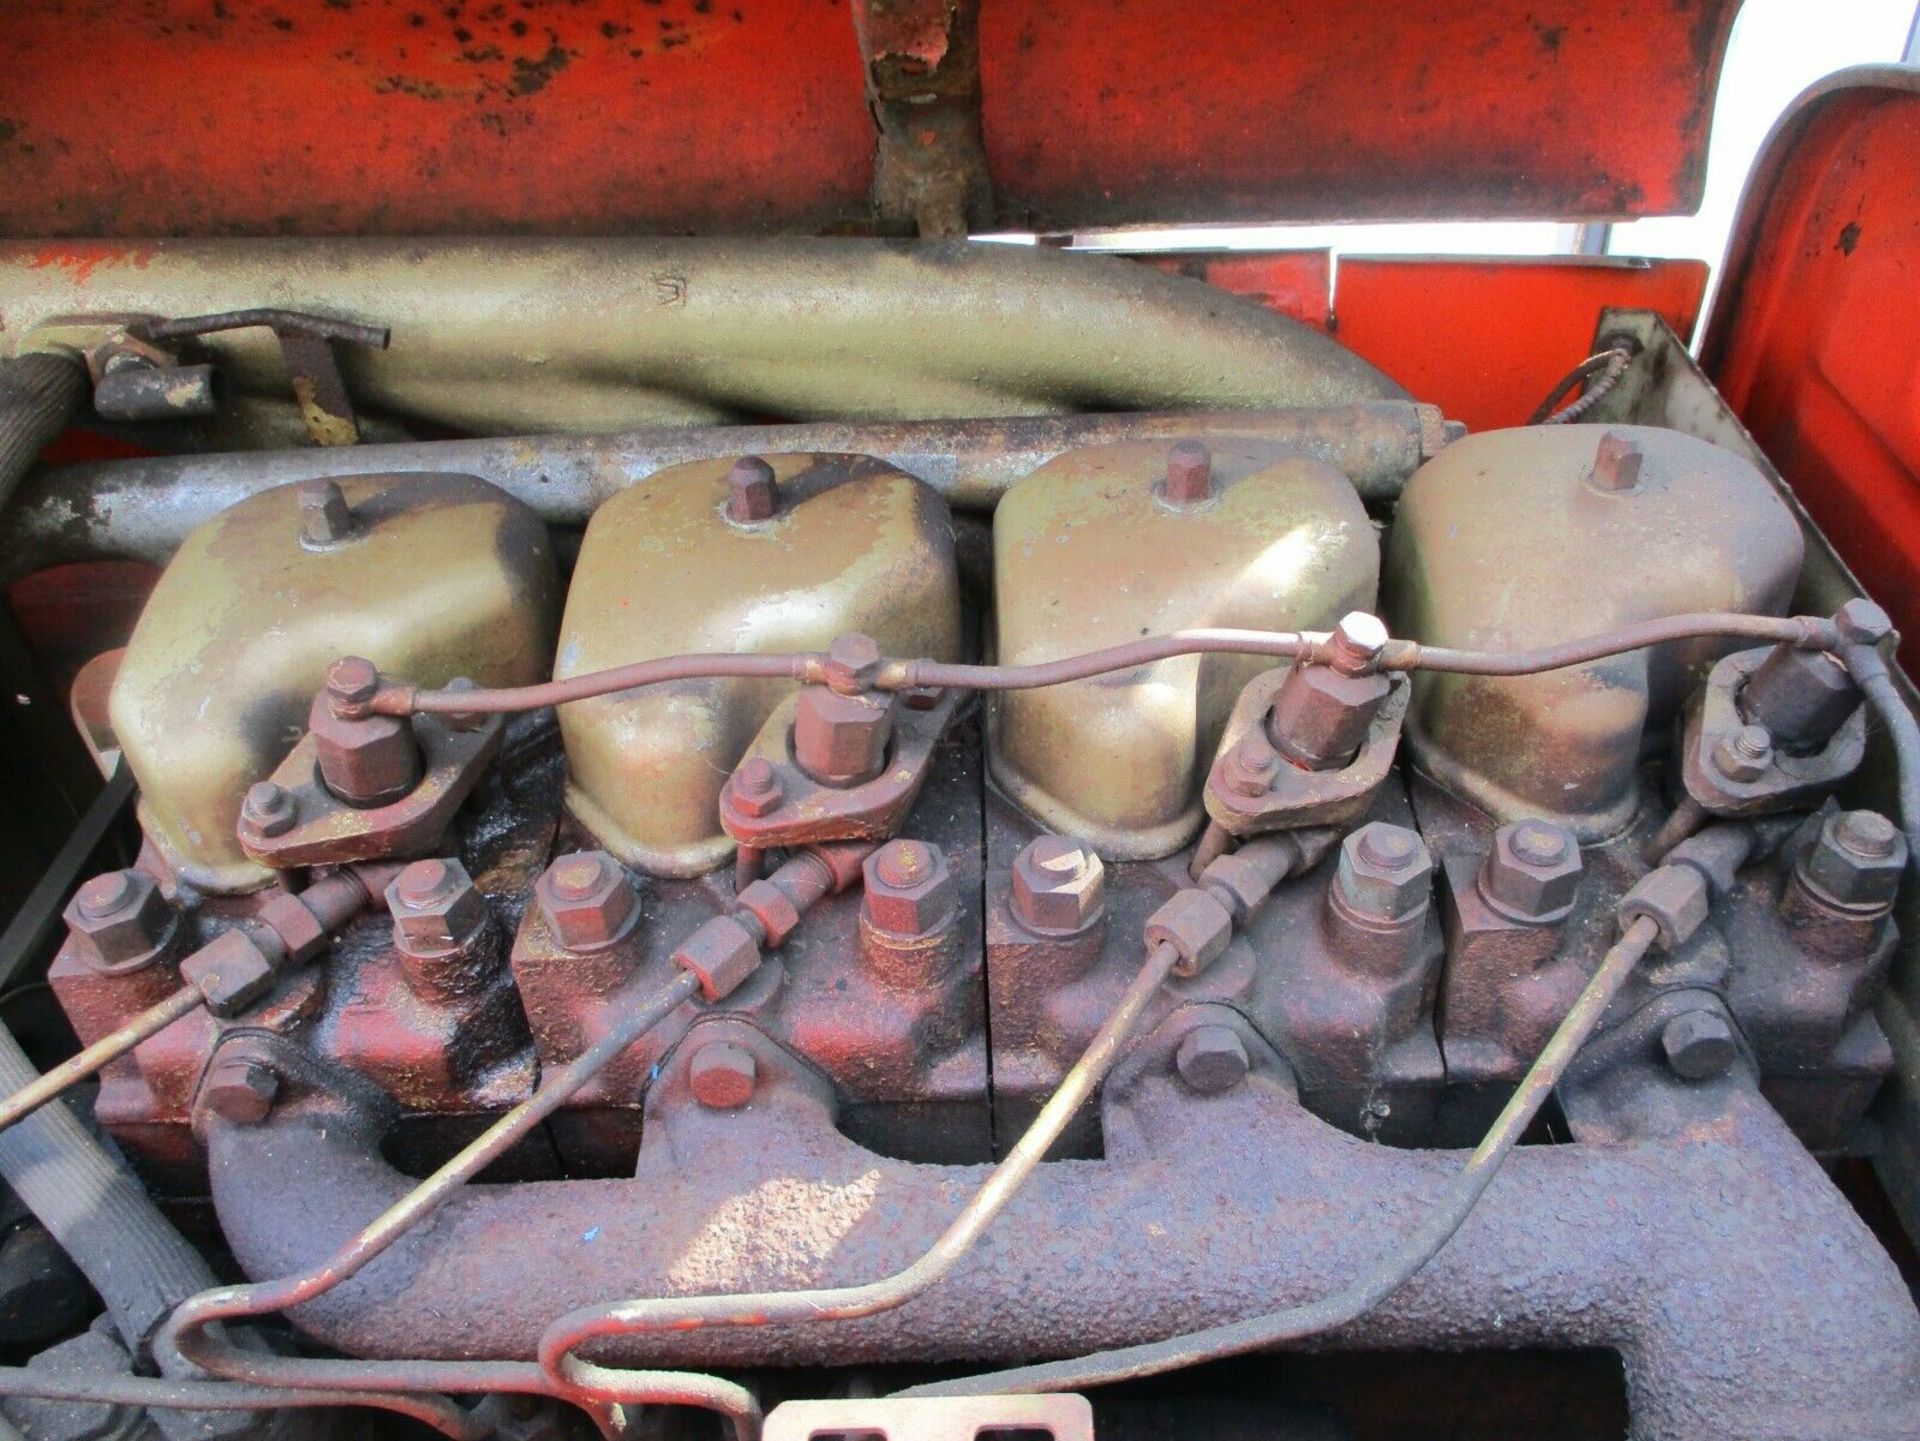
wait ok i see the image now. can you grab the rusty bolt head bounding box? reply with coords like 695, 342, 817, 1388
793, 684, 893, 787
534, 850, 638, 952
385, 858, 489, 955
1175, 1024, 1249, 1094
325, 656, 381, 715
309, 688, 421, 806
1163, 441, 1213, 505
1661, 1009, 1737, 1081
1222, 734, 1278, 798
1588, 431, 1645, 493
688, 1041, 758, 1109
202, 1057, 279, 1125
863, 840, 957, 937
725, 456, 778, 524
1010, 835, 1107, 936
1326, 611, 1389, 676
1478, 819, 1583, 923
732, 756, 786, 816
1835, 597, 1893, 646
298, 478, 354, 547
242, 780, 297, 837
1710, 723, 1775, 783
824, 633, 884, 695
1799, 809, 1906, 910
63, 869, 174, 970
1333, 823, 1433, 923
1266, 662, 1391, 770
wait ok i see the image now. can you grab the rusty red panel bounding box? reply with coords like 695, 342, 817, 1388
1133, 251, 1332, 331
0, 1, 1738, 238
1703, 70, 1920, 661
0, 0, 878, 237
980, 0, 1741, 230
1333, 257, 1709, 433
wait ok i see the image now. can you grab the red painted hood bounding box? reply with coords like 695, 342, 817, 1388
0, 0, 1740, 238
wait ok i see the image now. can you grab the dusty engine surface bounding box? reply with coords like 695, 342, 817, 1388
17, 389, 1920, 1441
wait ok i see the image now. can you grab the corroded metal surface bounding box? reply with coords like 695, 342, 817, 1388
990, 441, 1378, 859
205, 1046, 1920, 1441
109, 473, 560, 891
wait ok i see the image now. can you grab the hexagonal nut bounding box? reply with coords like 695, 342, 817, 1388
824, 632, 883, 694
1267, 663, 1392, 770
200, 1057, 279, 1125
1661, 1009, 1738, 1082
1144, 887, 1234, 977
1835, 597, 1893, 646
792, 685, 893, 787
255, 891, 332, 965
1739, 645, 1858, 753
180, 928, 282, 1017
735, 878, 802, 948
62, 870, 175, 970
1333, 823, 1433, 924
534, 851, 638, 952
672, 914, 762, 1001
688, 1041, 758, 1109
1798, 810, 1907, 911
309, 691, 421, 805
386, 859, 491, 955
1478, 819, 1582, 923
863, 841, 957, 937
1010, 835, 1107, 936
1175, 1024, 1249, 1094
1618, 863, 1710, 951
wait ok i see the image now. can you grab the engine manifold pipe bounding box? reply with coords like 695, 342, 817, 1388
374, 612, 1843, 720
155, 845, 876, 1441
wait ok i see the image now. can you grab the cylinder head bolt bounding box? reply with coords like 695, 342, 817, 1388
1266, 612, 1393, 771
1477, 819, 1583, 925
62, 869, 177, 972
1795, 809, 1907, 915
863, 840, 958, 938
386, 858, 494, 995
1332, 822, 1432, 926
535, 850, 640, 952
1010, 835, 1107, 937
1587, 431, 1645, 494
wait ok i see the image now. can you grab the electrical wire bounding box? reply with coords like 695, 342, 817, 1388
1528, 339, 1636, 425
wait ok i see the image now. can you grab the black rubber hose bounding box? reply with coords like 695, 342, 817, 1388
0, 352, 88, 513
0, 1025, 220, 1360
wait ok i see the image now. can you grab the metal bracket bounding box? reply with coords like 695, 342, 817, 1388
131, 308, 389, 446
719, 687, 960, 849
851, 0, 993, 237
763, 1394, 1095, 1440
237, 712, 502, 868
